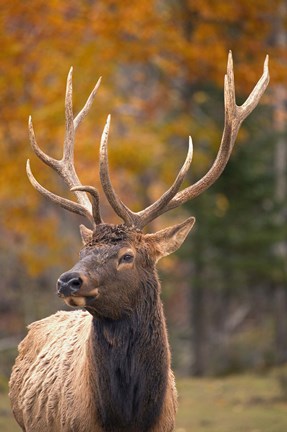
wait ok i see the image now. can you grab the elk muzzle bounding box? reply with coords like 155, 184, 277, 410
57, 272, 83, 297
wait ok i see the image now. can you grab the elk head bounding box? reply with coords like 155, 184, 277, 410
26, 53, 269, 318
55, 219, 194, 318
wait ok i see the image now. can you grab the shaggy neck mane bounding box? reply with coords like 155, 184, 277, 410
88, 275, 169, 432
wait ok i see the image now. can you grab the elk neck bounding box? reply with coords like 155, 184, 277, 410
88, 272, 170, 432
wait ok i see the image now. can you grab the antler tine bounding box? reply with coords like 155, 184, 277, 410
27, 68, 104, 227
137, 137, 193, 228
239, 55, 269, 119
26, 160, 95, 225
63, 67, 75, 163
99, 115, 140, 227
74, 77, 102, 131
28, 115, 60, 170
156, 51, 270, 215
71, 186, 103, 225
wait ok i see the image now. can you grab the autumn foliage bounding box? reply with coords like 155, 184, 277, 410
0, 0, 286, 374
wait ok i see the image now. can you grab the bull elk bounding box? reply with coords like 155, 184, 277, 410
9, 52, 269, 432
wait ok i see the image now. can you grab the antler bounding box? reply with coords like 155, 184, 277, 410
26, 67, 102, 227
27, 52, 269, 231
98, 51, 269, 229
164, 52, 270, 214
99, 120, 193, 227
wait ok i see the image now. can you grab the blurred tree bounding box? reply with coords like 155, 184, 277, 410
272, 2, 287, 364
166, 0, 287, 374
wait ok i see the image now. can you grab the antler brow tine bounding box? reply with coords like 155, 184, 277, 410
71, 186, 103, 225
26, 160, 95, 225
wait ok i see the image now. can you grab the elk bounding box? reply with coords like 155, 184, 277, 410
9, 52, 269, 432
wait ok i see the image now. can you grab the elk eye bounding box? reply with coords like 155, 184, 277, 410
119, 254, 134, 264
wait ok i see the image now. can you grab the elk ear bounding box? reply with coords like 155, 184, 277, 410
79, 224, 93, 245
146, 216, 196, 262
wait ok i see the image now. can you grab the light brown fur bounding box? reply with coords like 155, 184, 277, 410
10, 310, 177, 432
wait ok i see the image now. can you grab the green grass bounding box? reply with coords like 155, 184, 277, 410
0, 392, 21, 432
1, 370, 287, 432
175, 371, 287, 432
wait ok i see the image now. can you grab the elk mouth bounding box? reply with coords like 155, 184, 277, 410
62, 288, 100, 308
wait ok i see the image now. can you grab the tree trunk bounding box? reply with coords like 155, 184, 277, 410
190, 236, 208, 376
273, 1, 287, 363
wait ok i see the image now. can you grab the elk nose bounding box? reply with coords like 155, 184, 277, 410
57, 272, 83, 297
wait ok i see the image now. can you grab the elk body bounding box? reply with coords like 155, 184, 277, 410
9, 53, 269, 432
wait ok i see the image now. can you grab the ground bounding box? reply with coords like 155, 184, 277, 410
1, 368, 287, 432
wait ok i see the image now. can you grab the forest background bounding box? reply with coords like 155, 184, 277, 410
0, 0, 287, 384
